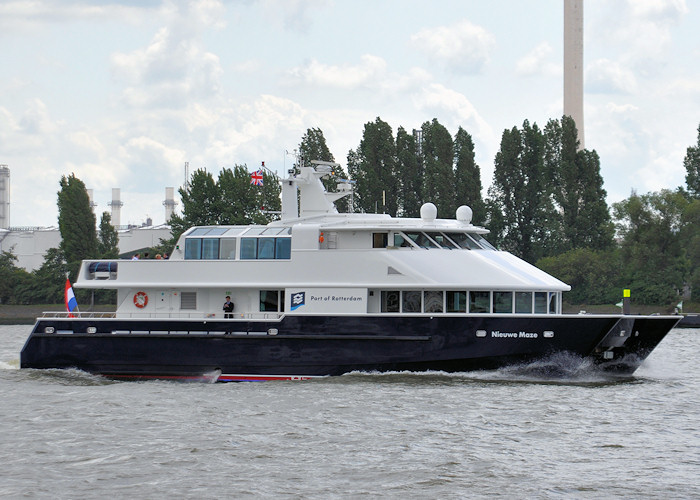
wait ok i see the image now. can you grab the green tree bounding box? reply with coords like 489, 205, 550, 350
684, 123, 700, 198
421, 119, 455, 217
612, 189, 688, 305
487, 121, 555, 262
169, 169, 219, 242
453, 127, 485, 224
14, 248, 69, 304
348, 117, 398, 215
98, 212, 120, 259
57, 174, 98, 280
546, 116, 613, 251
0, 249, 31, 304
680, 198, 700, 301
537, 248, 622, 305
218, 165, 280, 225
395, 127, 423, 217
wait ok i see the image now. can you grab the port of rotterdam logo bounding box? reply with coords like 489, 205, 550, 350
291, 291, 306, 311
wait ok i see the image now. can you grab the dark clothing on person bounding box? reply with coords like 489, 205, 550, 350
223, 297, 234, 319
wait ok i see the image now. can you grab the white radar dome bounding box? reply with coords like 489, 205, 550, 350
456, 205, 473, 224
420, 202, 437, 222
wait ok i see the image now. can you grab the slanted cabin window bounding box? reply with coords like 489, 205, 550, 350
425, 233, 455, 249
180, 292, 197, 310
444, 232, 481, 250
470, 291, 491, 313
373, 233, 388, 248
493, 291, 513, 313
404, 232, 439, 249
447, 291, 467, 313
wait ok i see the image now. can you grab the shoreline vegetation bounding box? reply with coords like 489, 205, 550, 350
1, 303, 695, 326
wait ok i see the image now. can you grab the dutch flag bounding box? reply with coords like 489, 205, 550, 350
65, 278, 78, 317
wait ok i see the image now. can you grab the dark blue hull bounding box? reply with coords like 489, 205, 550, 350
20, 314, 680, 380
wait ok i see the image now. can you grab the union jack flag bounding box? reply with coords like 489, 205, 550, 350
250, 169, 264, 186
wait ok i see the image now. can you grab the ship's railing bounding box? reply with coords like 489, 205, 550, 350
37, 311, 284, 320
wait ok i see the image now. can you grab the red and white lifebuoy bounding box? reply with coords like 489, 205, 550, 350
133, 291, 148, 308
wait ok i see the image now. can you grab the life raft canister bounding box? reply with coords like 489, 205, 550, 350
133, 291, 148, 308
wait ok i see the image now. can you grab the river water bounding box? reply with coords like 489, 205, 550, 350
1, 324, 699, 499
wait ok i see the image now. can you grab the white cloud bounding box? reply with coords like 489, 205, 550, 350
286, 55, 388, 89
260, 0, 330, 33
111, 1, 225, 108
586, 58, 637, 94
516, 42, 560, 78
410, 20, 495, 75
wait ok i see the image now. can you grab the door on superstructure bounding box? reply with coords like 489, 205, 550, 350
155, 290, 177, 316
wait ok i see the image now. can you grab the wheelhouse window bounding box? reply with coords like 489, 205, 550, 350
444, 232, 481, 250
403, 232, 439, 249
549, 293, 558, 314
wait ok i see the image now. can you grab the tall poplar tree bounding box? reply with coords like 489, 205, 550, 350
347, 117, 398, 215
57, 173, 98, 280
453, 127, 484, 224
421, 119, 455, 217
684, 123, 700, 198
546, 116, 613, 251
98, 212, 120, 259
396, 126, 423, 217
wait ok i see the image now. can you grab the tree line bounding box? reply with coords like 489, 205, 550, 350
1, 120, 698, 308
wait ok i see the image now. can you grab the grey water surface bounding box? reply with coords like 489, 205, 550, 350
1, 325, 699, 499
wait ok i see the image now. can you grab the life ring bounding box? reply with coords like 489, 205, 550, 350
134, 291, 148, 308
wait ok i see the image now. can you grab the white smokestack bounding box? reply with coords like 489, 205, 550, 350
564, 0, 584, 149
163, 187, 177, 223
108, 188, 123, 228
0, 165, 9, 229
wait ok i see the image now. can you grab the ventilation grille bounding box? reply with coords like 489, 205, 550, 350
180, 292, 197, 310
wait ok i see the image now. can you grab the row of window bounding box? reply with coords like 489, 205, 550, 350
380, 290, 558, 314
371, 231, 496, 250
184, 237, 292, 260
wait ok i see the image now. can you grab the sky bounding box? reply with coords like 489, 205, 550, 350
1, 0, 699, 228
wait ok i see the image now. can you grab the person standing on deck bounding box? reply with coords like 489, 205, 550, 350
223, 296, 234, 319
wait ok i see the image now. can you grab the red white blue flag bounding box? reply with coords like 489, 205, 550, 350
250, 169, 264, 186
65, 278, 78, 317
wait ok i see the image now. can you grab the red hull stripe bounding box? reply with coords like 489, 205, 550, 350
104, 373, 317, 382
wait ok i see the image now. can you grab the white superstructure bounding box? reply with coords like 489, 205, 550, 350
77, 164, 569, 319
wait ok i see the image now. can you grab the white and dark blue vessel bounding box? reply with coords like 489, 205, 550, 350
20, 162, 680, 381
